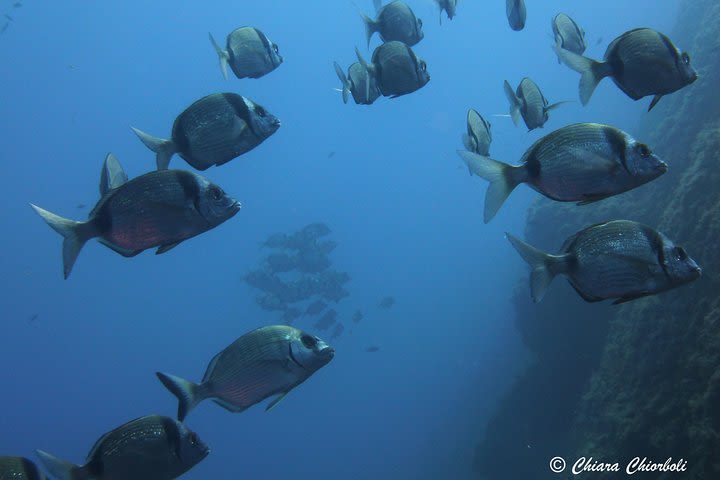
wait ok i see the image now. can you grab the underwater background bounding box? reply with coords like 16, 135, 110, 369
1, 0, 716, 479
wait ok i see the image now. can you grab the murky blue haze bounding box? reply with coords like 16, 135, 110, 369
0, 1, 680, 479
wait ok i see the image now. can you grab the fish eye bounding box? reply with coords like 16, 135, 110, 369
675, 246, 688, 261
301, 334, 318, 349
210, 186, 224, 201
418, 18, 423, 27
420, 61, 427, 72
273, 44, 279, 54
681, 52, 690, 65
188, 432, 198, 446
637, 143, 652, 158
255, 106, 266, 117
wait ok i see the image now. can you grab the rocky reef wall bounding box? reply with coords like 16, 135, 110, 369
474, 1, 720, 478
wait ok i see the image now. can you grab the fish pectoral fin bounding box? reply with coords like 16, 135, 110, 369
156, 242, 182, 255
265, 391, 290, 412
576, 194, 610, 206
97, 239, 142, 257
612, 292, 652, 305
648, 95, 663, 111
568, 281, 605, 303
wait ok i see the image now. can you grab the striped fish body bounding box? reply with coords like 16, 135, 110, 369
552, 13, 586, 56
519, 123, 665, 203
465, 109, 492, 156
171, 93, 279, 170
348, 62, 380, 105
506, 0, 526, 31
0, 457, 46, 480
374, 1, 423, 46
604, 28, 696, 100
226, 27, 282, 79
371, 41, 429, 97
517, 78, 549, 130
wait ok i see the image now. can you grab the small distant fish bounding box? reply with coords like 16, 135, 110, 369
0, 456, 46, 479
28, 313, 39, 324
208, 27, 282, 80
304, 299, 328, 317
361, 0, 424, 47
76, 203, 86, 209
36, 415, 208, 480
327, 151, 335, 158
506, 220, 701, 304
434, 0, 456, 23
506, 0, 526, 31
456, 123, 667, 223
314, 309, 338, 330
31, 154, 240, 278
378, 296, 395, 309
504, 77, 567, 131
595, 37, 603, 46
4, 14, 13, 21
1, 22, 9, 34
156, 326, 334, 420
355, 42, 429, 98
132, 93, 280, 170
13, 2, 22, 7
302, 223, 331, 238
552, 13, 586, 62
365, 346, 380, 352
462, 109, 492, 157
554, 28, 697, 110
334, 61, 381, 105
265, 252, 296, 273
330, 322, 345, 340
351, 309, 363, 323
262, 232, 288, 249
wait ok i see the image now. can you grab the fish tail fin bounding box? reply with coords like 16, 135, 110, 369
503, 80, 522, 126
456, 151, 523, 223
156, 372, 202, 422
35, 450, 85, 480
333, 61, 350, 104
208, 32, 230, 80
553, 42, 610, 105
505, 233, 568, 302
361, 13, 377, 47
30, 204, 94, 279
130, 127, 176, 170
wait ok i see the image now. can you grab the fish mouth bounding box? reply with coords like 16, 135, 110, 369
323, 347, 336, 359
230, 200, 242, 213
272, 119, 281, 128
657, 161, 668, 173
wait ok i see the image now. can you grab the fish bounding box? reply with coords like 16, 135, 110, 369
352, 310, 363, 323
262, 232, 288, 248
504, 77, 567, 131
506, 0, 526, 31
365, 346, 380, 352
132, 93, 280, 170
456, 123, 668, 223
361, 0, 424, 47
334, 61, 381, 105
554, 28, 697, 110
378, 296, 395, 309
355, 42, 430, 98
506, 220, 701, 304
265, 252, 296, 273
0, 22, 9, 34
330, 322, 345, 340
552, 13, 586, 62
156, 326, 334, 420
328, 151, 335, 158
434, 0, 457, 23
462, 109, 492, 157
208, 27, 282, 80
304, 299, 328, 317
0, 456, 47, 479
314, 309, 338, 330
4, 14, 13, 21
36, 415, 208, 480
282, 307, 302, 325
31, 153, 240, 278
295, 248, 331, 273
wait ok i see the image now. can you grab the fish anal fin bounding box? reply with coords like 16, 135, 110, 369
156, 242, 182, 255
568, 281, 605, 303
265, 391, 290, 411
648, 95, 663, 111
612, 292, 651, 305
211, 398, 248, 413
98, 239, 142, 257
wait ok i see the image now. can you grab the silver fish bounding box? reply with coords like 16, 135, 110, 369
0, 457, 46, 480
36, 415, 208, 480
361, 0, 423, 47
132, 93, 280, 170
552, 13, 586, 62
456, 123, 667, 223
462, 109, 492, 156
31, 154, 240, 278
507, 220, 701, 304
506, 0, 526, 31
434, 0, 456, 23
209, 27, 282, 80
156, 325, 334, 420
334, 61, 381, 105
504, 77, 567, 131
554, 28, 697, 110
355, 41, 430, 98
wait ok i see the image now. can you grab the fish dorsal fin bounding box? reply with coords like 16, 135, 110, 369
265, 391, 290, 411
201, 350, 224, 383
99, 153, 128, 196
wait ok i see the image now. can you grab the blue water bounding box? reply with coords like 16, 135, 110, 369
0, 1, 680, 479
